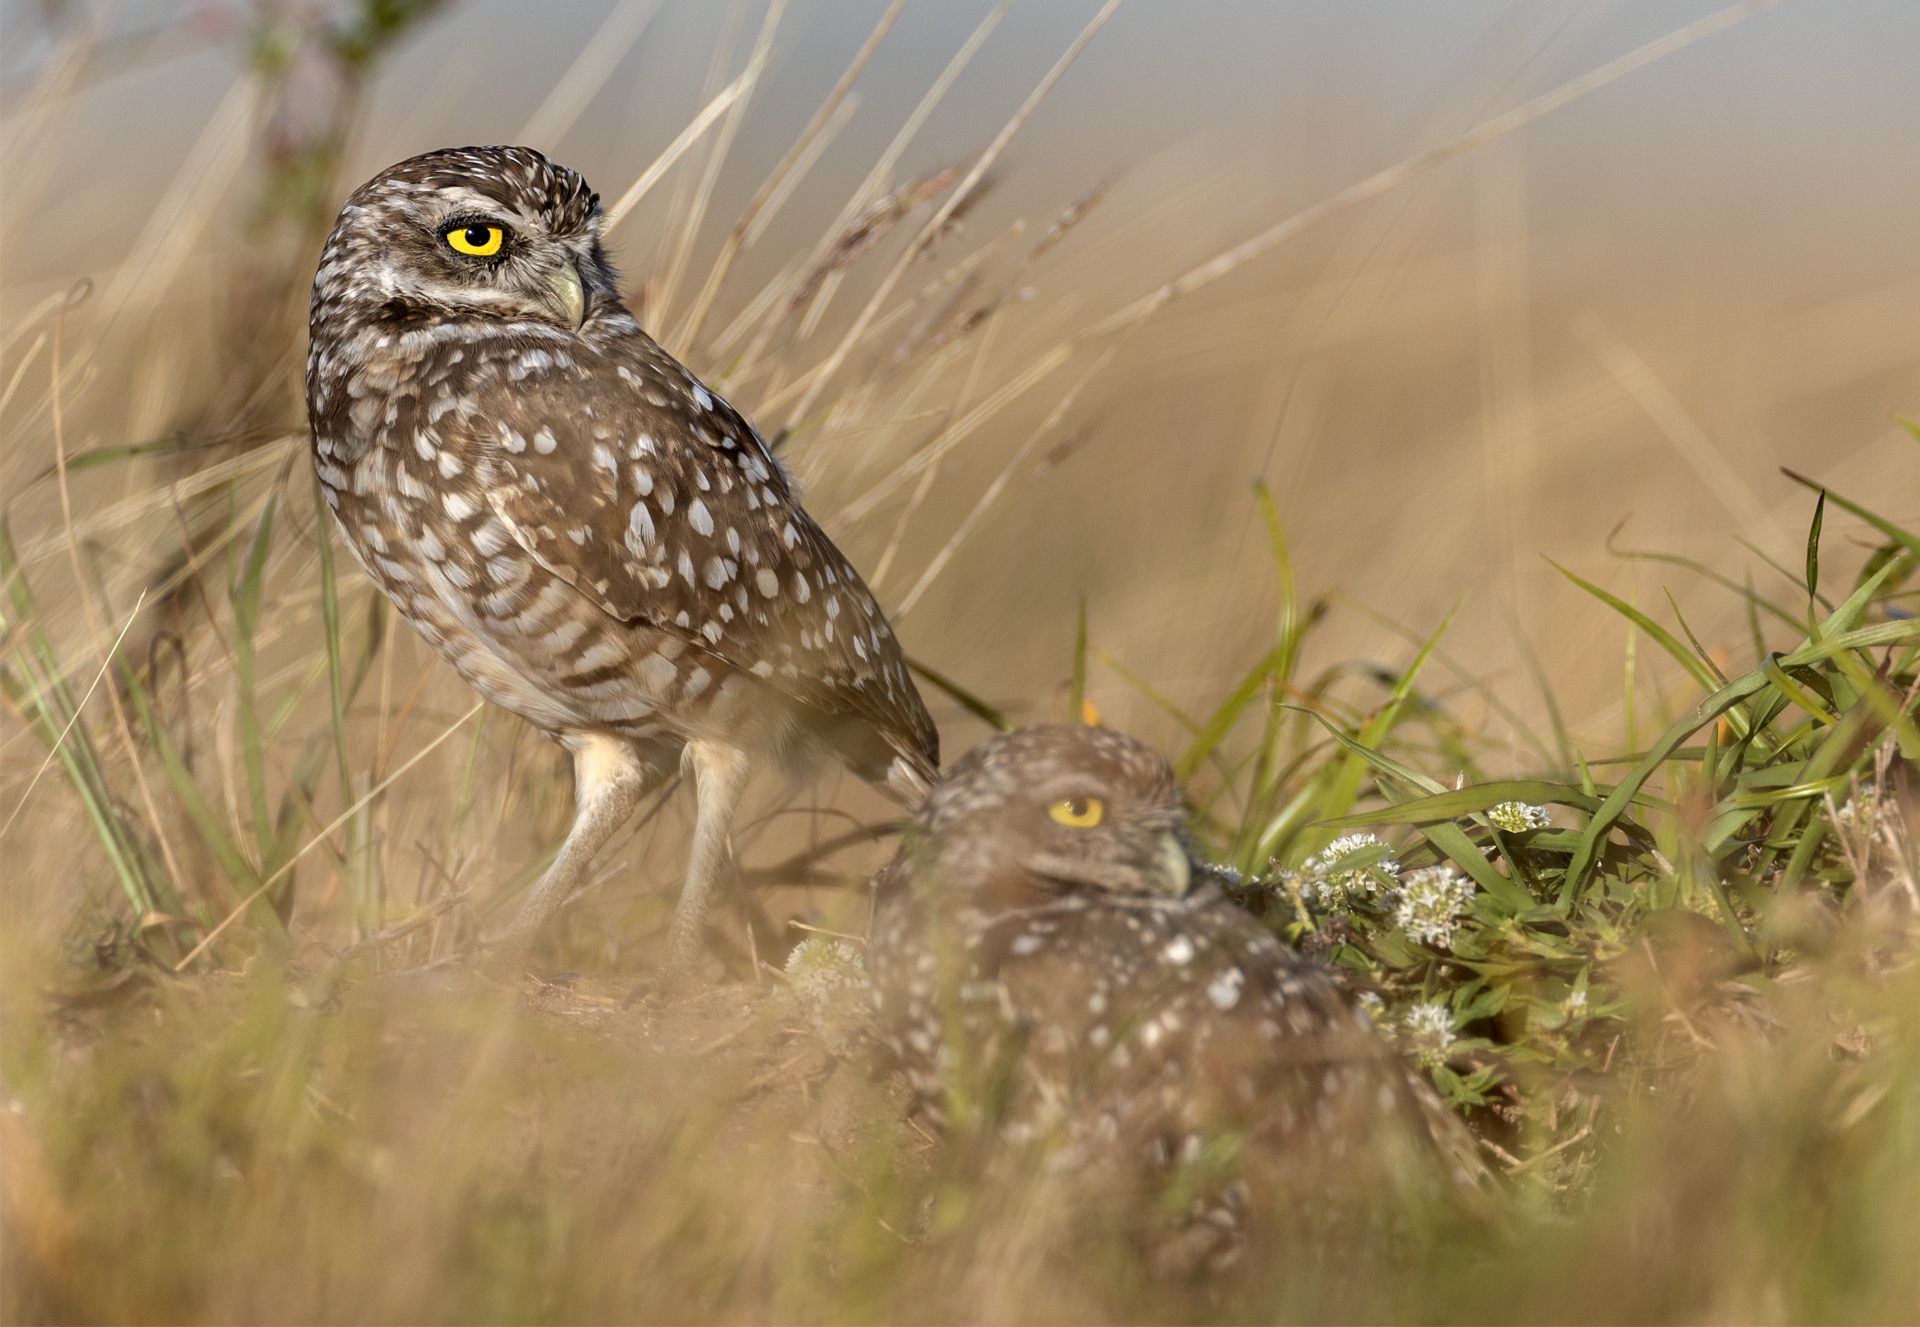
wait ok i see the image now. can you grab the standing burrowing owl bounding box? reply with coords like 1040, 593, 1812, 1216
869, 726, 1484, 1268
306, 146, 938, 973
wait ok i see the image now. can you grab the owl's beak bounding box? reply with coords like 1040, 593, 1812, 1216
1154, 832, 1192, 898
543, 258, 586, 329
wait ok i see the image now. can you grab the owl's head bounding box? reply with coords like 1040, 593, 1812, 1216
313, 146, 618, 334
906, 725, 1197, 904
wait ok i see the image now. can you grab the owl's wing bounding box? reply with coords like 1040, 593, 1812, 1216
450, 334, 937, 772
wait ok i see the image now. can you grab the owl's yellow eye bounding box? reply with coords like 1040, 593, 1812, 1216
445, 224, 505, 256
1048, 797, 1103, 828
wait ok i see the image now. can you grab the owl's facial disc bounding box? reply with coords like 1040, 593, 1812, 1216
1015, 778, 1195, 900
416, 205, 594, 330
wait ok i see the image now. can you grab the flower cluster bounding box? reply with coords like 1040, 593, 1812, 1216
1393, 865, 1475, 947
784, 937, 871, 1053
1297, 833, 1400, 905
1402, 1001, 1456, 1067
785, 936, 868, 1003
1488, 800, 1551, 833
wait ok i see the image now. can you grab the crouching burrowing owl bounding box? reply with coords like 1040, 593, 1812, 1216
868, 725, 1486, 1272
306, 146, 938, 974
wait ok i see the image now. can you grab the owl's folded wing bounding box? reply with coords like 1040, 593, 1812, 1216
452, 343, 937, 769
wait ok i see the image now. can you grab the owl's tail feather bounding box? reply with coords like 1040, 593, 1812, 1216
808, 713, 938, 809
882, 744, 937, 808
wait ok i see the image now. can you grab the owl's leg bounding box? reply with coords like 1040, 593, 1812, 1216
497, 733, 657, 957
663, 738, 753, 978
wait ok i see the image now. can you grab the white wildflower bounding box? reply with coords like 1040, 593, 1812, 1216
1393, 865, 1475, 947
1565, 988, 1589, 1016
786, 936, 867, 1002
1356, 991, 1385, 1022
1403, 1001, 1456, 1068
1832, 791, 1877, 827
1299, 833, 1400, 906
1488, 800, 1551, 833
785, 937, 870, 1053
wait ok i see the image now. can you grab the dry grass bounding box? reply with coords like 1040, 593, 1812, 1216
3, 2, 1919, 1321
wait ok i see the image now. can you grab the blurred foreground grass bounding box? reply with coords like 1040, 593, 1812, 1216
3, 3, 1919, 1321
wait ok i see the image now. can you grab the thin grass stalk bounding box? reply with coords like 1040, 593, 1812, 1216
1068, 597, 1089, 724
894, 343, 1120, 616
1075, 0, 1787, 346
0, 568, 154, 915
785, 0, 1123, 430
0, 587, 144, 844
229, 495, 277, 869
739, 99, 853, 257
674, 0, 903, 355
163, 495, 349, 882
514, 0, 664, 151
48, 279, 193, 904
866, 291, 1012, 588
736, 0, 1014, 384
658, 0, 784, 352
171, 699, 485, 970
312, 470, 368, 935
602, 73, 751, 235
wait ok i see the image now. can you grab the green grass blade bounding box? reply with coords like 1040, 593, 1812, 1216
1804, 486, 1826, 634
1318, 779, 1614, 827
904, 655, 1011, 732
1304, 598, 1461, 847
231, 494, 278, 863
1548, 558, 1719, 697
1174, 642, 1285, 783
313, 473, 373, 936
1252, 477, 1301, 682
120, 650, 279, 930
1611, 542, 1802, 633
1761, 655, 1836, 726
1665, 589, 1731, 688
1781, 471, 1920, 562
1563, 574, 1911, 894
1068, 595, 1088, 723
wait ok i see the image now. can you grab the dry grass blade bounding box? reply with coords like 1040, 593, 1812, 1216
48, 280, 190, 902
673, 0, 905, 356
895, 343, 1121, 616
734, 0, 1013, 383
783, 0, 1125, 430
657, 0, 784, 350
0, 588, 145, 841
1031, 175, 1117, 261
1078, 0, 1788, 343
172, 699, 484, 971
515, 0, 664, 152
602, 72, 751, 235
840, 0, 1783, 525
1575, 308, 1794, 559
93, 74, 258, 337
746, 169, 958, 377
834, 341, 1074, 524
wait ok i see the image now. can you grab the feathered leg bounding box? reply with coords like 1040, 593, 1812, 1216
664, 739, 752, 977
497, 733, 659, 960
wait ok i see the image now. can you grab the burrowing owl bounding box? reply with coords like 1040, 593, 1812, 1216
306, 146, 938, 973
868, 725, 1483, 1266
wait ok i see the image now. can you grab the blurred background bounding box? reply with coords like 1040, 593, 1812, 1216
3, 0, 1916, 949
4, 7, 1919, 1319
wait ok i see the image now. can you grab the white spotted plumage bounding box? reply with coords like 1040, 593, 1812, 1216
867, 725, 1487, 1269
307, 146, 938, 973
